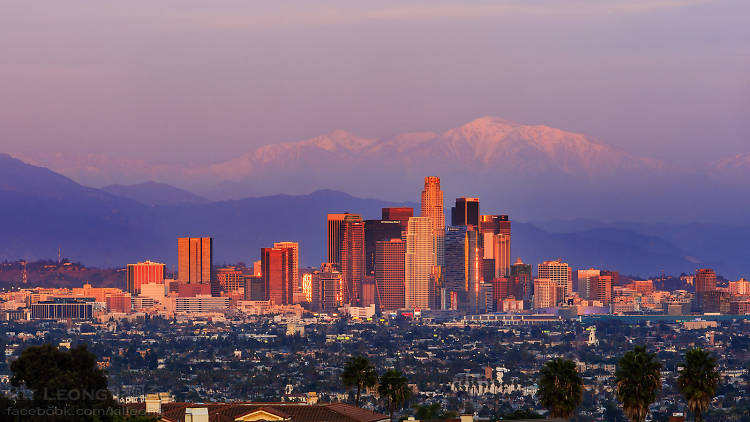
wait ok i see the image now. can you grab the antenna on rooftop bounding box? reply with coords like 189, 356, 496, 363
58, 247, 61, 264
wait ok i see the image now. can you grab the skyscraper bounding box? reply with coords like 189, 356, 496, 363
533, 278, 557, 309
538, 259, 571, 304
695, 268, 717, 311
126, 261, 165, 294
593, 274, 613, 305
479, 214, 511, 236
327, 213, 350, 266
466, 229, 481, 313
405, 216, 435, 310
510, 258, 533, 302
311, 263, 343, 312
340, 214, 365, 305
273, 242, 299, 292
364, 219, 403, 275
261, 247, 294, 305
420, 177, 445, 270
444, 225, 468, 309
178, 237, 213, 284
491, 234, 511, 279
451, 197, 480, 227
479, 215, 511, 278
577, 269, 601, 300
215, 267, 245, 294
376, 239, 406, 311
381, 207, 413, 232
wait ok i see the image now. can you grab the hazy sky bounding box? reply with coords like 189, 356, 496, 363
1, 0, 748, 166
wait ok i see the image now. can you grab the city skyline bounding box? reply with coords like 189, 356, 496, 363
2, 1, 748, 420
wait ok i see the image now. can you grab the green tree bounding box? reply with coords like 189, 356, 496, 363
341, 356, 378, 406
378, 369, 412, 422
537, 358, 583, 419
678, 348, 720, 422
615, 346, 662, 422
9, 343, 119, 421
414, 403, 441, 419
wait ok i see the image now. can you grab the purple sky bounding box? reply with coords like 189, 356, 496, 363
1, 0, 748, 167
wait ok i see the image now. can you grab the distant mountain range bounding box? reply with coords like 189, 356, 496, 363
14, 116, 750, 224
0, 153, 748, 280
102, 182, 208, 206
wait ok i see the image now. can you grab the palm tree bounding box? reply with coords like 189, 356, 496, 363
615, 346, 662, 422
341, 356, 378, 407
678, 348, 720, 422
378, 368, 412, 422
537, 358, 583, 419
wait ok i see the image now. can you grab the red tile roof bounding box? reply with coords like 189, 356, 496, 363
125, 402, 389, 422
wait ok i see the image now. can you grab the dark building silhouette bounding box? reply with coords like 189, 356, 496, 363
451, 197, 480, 227
365, 219, 403, 275
510, 258, 533, 304
444, 226, 468, 310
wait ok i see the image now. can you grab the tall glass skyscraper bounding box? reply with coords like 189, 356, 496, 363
420, 177, 445, 270
405, 216, 434, 310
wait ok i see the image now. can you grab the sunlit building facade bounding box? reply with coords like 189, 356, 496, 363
538, 259, 571, 304
339, 214, 365, 305
421, 177, 445, 271
177, 237, 213, 284
405, 217, 435, 310
126, 260, 165, 294
273, 242, 300, 292
375, 238, 406, 311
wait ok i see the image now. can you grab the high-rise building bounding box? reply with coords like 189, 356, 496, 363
178, 237, 213, 284
274, 242, 300, 291
361, 276, 376, 307
491, 277, 510, 308
364, 219, 403, 275
465, 229, 482, 313
479, 215, 511, 278
538, 259, 571, 304
311, 263, 343, 312
491, 234, 511, 279
533, 278, 557, 309
244, 275, 264, 301
510, 258, 533, 302
381, 207, 413, 232
215, 267, 245, 293
729, 278, 750, 295
375, 239, 406, 311
340, 214, 365, 305
577, 269, 601, 300
593, 274, 613, 305
695, 268, 717, 311
451, 197, 480, 227
327, 213, 351, 266
479, 214, 511, 236
405, 217, 435, 310
126, 261, 165, 294
444, 226, 468, 309
261, 247, 294, 305
421, 177, 445, 270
